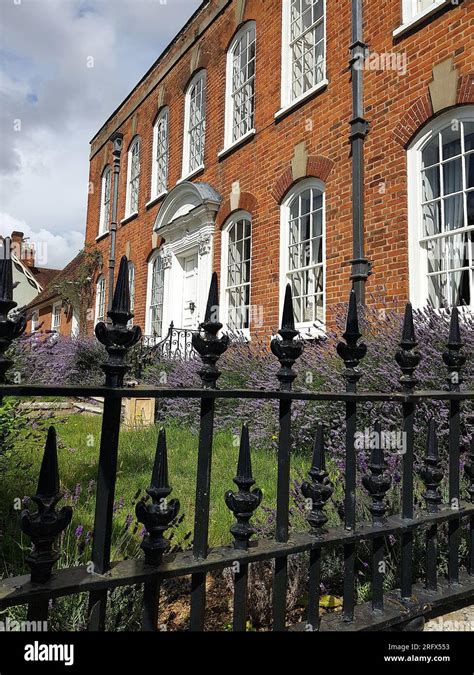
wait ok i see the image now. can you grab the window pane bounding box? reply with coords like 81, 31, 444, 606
421, 167, 440, 201
465, 153, 474, 189
464, 121, 474, 153
422, 135, 439, 168
441, 125, 462, 160
422, 202, 441, 236
442, 158, 462, 195
444, 195, 464, 231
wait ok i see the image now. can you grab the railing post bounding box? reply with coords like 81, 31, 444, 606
443, 307, 466, 585
419, 418, 443, 591
336, 289, 366, 622
270, 284, 303, 630
301, 423, 333, 629
136, 428, 180, 631
362, 420, 391, 612
88, 256, 141, 630
395, 302, 421, 601
189, 273, 229, 630
225, 423, 262, 631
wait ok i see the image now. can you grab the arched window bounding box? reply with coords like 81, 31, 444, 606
280, 178, 325, 330
221, 212, 252, 333
182, 71, 206, 178
128, 262, 135, 327
125, 136, 140, 217
98, 166, 111, 236
95, 275, 106, 325
147, 254, 165, 338
224, 22, 256, 148
408, 107, 474, 309
152, 108, 169, 199
281, 0, 326, 108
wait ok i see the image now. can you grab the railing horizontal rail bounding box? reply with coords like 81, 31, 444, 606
1, 385, 474, 402
2, 503, 473, 609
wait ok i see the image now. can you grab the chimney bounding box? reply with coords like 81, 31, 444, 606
11, 231, 35, 269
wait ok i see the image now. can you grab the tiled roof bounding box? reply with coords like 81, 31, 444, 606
26, 251, 85, 310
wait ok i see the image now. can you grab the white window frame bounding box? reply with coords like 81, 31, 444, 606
95, 275, 106, 325
408, 106, 474, 311
394, 0, 450, 36
223, 22, 256, 151
279, 177, 326, 335
151, 108, 169, 200
98, 165, 112, 237
125, 136, 140, 218
127, 262, 136, 328
280, 0, 327, 111
220, 211, 252, 338
31, 309, 39, 332
51, 302, 61, 332
182, 71, 207, 179
145, 252, 165, 339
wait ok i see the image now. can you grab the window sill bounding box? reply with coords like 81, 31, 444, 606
146, 192, 167, 209
95, 231, 109, 242
393, 0, 451, 38
274, 79, 329, 121
218, 129, 256, 161
178, 165, 205, 184
120, 212, 138, 226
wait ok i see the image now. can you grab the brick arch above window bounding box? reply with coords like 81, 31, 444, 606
216, 191, 257, 229
394, 73, 474, 148
271, 155, 334, 204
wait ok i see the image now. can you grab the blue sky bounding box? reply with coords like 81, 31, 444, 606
0, 0, 201, 268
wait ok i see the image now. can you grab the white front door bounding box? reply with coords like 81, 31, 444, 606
182, 253, 199, 328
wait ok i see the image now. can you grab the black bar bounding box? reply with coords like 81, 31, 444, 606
190, 572, 206, 632
142, 580, 161, 631
190, 397, 215, 630
426, 524, 438, 591
372, 537, 384, 612
272, 398, 292, 630
470, 517, 474, 576
401, 401, 415, 599
26, 598, 49, 623
272, 557, 288, 631
232, 563, 248, 632
1, 383, 473, 402
343, 400, 357, 621
448, 399, 461, 584
307, 548, 321, 630
88, 396, 122, 630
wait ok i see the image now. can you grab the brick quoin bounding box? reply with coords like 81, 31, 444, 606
82, 0, 474, 340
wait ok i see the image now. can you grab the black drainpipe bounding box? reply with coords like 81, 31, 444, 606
349, 0, 371, 303
107, 131, 124, 313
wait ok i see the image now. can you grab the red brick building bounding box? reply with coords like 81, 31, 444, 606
84, 0, 474, 341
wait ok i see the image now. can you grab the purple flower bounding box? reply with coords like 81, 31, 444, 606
75, 525, 84, 538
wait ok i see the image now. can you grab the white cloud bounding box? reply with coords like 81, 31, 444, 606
0, 0, 202, 269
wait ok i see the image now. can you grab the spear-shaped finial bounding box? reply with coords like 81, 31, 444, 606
110, 256, 131, 319
94, 255, 141, 387
419, 419, 444, 513
361, 420, 392, 526
443, 306, 466, 391
192, 273, 229, 389
225, 424, 263, 549
20, 426, 73, 583
271, 284, 303, 391
395, 302, 421, 392
136, 428, 180, 566
301, 424, 333, 535
336, 288, 367, 390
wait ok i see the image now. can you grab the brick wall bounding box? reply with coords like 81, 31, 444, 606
84, 0, 474, 339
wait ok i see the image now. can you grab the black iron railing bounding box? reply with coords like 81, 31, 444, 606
0, 247, 473, 631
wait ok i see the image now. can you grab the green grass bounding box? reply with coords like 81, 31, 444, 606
4, 414, 310, 559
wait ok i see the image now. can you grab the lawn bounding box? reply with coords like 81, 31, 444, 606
2, 412, 313, 574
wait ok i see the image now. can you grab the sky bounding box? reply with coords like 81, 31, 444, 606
0, 0, 202, 269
